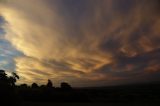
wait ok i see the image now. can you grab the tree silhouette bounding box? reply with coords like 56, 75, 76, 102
0, 70, 20, 103
9, 72, 20, 87
0, 70, 19, 87
61, 82, 72, 90
32, 83, 39, 88
47, 79, 53, 88
20, 84, 28, 88
0, 70, 8, 85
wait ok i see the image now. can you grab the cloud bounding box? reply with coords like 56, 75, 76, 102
0, 0, 160, 87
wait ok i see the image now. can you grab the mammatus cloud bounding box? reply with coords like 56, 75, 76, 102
0, 0, 160, 87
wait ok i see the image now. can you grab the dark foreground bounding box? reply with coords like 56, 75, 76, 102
20, 102, 160, 106
1, 83, 160, 106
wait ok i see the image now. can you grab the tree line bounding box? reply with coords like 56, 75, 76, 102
0, 70, 89, 104
0, 70, 72, 89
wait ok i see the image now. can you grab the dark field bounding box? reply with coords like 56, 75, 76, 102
1, 83, 160, 106
20, 84, 160, 106
78, 83, 160, 103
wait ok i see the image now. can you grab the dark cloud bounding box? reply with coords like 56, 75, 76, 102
0, 0, 160, 86
112, 0, 136, 14
98, 48, 160, 84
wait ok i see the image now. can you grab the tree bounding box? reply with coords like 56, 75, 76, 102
47, 79, 53, 88
0, 70, 19, 86
0, 70, 7, 80
9, 72, 20, 87
20, 84, 28, 88
60, 82, 72, 90
32, 83, 39, 88
0, 70, 8, 86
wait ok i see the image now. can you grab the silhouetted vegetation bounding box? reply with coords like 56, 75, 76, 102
61, 82, 72, 90
47, 79, 53, 88
0, 70, 160, 105
0, 70, 89, 104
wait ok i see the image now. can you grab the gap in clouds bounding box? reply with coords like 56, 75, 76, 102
0, 15, 23, 74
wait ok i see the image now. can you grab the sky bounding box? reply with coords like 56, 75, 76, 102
0, 0, 160, 87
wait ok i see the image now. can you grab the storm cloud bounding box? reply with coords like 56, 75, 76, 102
0, 0, 160, 87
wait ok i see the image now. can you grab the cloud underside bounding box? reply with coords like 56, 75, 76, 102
0, 0, 160, 86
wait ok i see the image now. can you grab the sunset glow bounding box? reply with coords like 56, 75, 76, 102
0, 0, 160, 87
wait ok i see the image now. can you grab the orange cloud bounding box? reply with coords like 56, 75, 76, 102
0, 0, 160, 87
